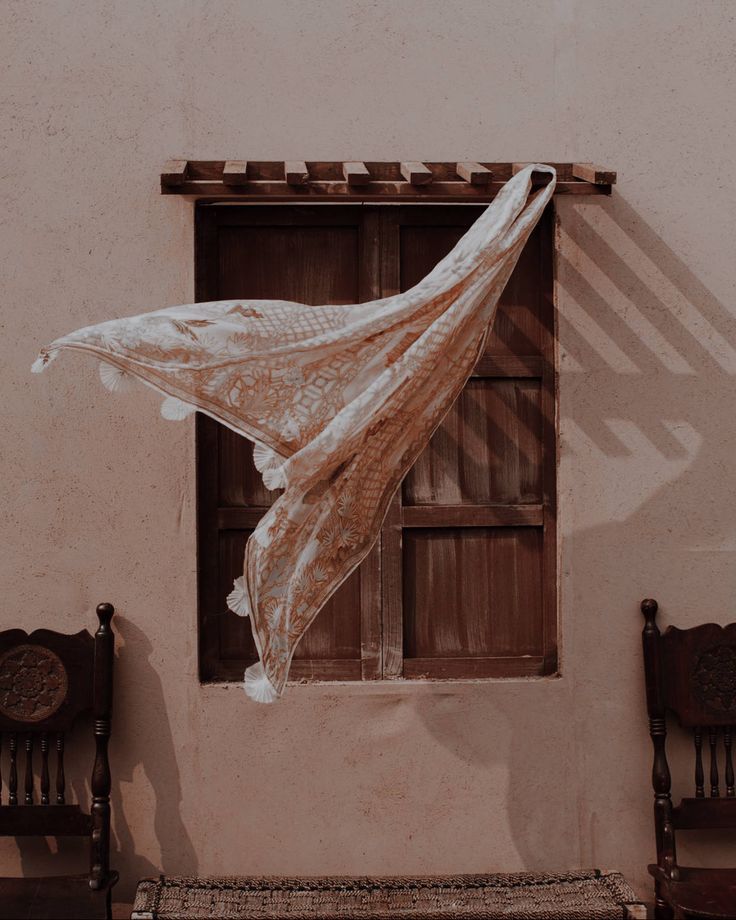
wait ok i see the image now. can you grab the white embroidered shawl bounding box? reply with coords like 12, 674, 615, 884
33, 164, 556, 702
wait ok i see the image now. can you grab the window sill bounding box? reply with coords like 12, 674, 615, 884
200, 672, 562, 693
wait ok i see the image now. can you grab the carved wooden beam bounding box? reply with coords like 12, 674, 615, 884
222, 160, 248, 185
572, 162, 618, 185
285, 161, 309, 186
456, 162, 492, 185
161, 159, 188, 187
342, 162, 371, 186
400, 161, 433, 185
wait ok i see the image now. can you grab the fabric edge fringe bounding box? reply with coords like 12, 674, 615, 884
99, 361, 136, 393
243, 661, 279, 704
226, 577, 251, 618
160, 395, 197, 420
261, 465, 287, 490
253, 442, 288, 491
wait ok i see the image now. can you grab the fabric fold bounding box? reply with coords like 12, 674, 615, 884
33, 164, 556, 702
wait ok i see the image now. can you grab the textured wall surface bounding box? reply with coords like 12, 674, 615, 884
2, 0, 736, 902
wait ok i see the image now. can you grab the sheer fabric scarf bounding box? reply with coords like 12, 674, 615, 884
33, 164, 556, 702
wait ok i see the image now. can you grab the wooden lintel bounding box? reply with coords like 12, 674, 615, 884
572, 162, 617, 185
162, 179, 611, 200
456, 162, 492, 185
160, 161, 616, 199
400, 161, 433, 185
222, 160, 248, 185
342, 161, 371, 185
285, 161, 309, 186
161, 159, 188, 187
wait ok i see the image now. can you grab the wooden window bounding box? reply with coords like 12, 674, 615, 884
196, 203, 557, 682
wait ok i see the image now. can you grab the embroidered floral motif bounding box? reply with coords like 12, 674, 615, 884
228, 304, 263, 319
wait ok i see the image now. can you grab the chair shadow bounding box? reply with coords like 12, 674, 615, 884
109, 616, 198, 901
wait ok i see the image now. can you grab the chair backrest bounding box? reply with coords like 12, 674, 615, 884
0, 603, 115, 888
641, 598, 736, 850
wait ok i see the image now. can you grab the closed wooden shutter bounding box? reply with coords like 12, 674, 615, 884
380, 207, 557, 679
196, 203, 556, 682
196, 207, 381, 682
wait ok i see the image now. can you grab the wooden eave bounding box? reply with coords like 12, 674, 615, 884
160, 160, 616, 202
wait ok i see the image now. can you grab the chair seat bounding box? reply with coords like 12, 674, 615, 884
0, 872, 118, 920
649, 864, 736, 918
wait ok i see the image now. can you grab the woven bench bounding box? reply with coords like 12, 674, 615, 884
131, 871, 646, 919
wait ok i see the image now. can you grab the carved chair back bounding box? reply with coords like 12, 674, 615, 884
641, 598, 736, 880
0, 604, 115, 889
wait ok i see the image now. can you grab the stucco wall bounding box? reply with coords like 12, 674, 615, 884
3, 0, 736, 903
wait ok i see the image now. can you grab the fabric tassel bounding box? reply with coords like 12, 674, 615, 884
261, 464, 287, 491
253, 442, 282, 473
243, 661, 279, 704
160, 396, 196, 420
31, 350, 56, 373
253, 442, 287, 491
226, 577, 251, 618
99, 362, 135, 393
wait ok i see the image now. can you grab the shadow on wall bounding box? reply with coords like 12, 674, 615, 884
410, 686, 577, 873
554, 193, 736, 877
109, 616, 198, 899
409, 190, 736, 887
10, 615, 198, 902
10, 191, 736, 897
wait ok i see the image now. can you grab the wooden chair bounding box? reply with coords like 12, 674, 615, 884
642, 598, 736, 918
0, 603, 117, 919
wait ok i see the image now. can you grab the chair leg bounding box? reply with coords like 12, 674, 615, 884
654, 883, 674, 920
105, 886, 113, 920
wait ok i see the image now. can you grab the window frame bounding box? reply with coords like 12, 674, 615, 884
195, 201, 558, 683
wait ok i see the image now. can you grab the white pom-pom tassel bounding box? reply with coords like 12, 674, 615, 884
226, 577, 250, 618
160, 396, 196, 420
253, 442, 283, 474
243, 661, 279, 704
254, 441, 287, 490
99, 362, 135, 393
262, 465, 287, 491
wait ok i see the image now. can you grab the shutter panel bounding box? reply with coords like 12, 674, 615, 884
380, 205, 557, 679
196, 206, 381, 681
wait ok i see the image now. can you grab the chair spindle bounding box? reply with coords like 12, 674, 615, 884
694, 726, 705, 797
725, 727, 735, 797
40, 733, 50, 805
56, 733, 65, 805
8, 734, 17, 805
710, 727, 720, 797
24, 735, 33, 805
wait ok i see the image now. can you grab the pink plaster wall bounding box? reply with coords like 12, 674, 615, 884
3, 0, 736, 903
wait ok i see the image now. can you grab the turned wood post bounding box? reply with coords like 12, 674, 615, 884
8, 733, 18, 805
89, 602, 114, 890
641, 598, 677, 920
